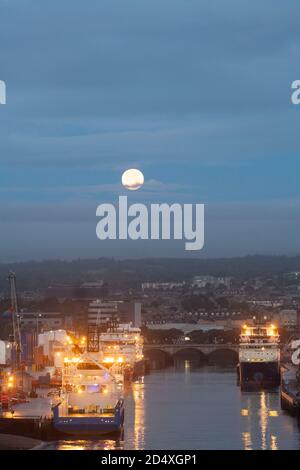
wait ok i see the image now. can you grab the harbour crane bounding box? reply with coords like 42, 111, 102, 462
7, 271, 22, 369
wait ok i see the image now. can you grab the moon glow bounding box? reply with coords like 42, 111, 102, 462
121, 168, 144, 190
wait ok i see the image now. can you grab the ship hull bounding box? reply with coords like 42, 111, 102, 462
280, 365, 300, 417
123, 359, 149, 381
52, 399, 124, 437
133, 359, 148, 379
239, 361, 280, 390
52, 419, 122, 436
280, 388, 300, 417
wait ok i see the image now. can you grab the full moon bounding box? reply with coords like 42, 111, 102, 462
121, 168, 144, 190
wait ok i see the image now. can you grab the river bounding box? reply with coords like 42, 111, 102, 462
42, 363, 300, 450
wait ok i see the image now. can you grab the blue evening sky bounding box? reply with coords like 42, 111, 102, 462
0, 0, 300, 260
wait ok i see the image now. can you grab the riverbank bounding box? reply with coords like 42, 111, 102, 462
0, 433, 43, 450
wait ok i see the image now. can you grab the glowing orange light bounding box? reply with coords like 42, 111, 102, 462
103, 357, 115, 364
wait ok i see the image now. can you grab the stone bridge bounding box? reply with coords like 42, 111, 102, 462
144, 343, 239, 367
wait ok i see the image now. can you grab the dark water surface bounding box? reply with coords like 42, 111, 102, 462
43, 364, 300, 450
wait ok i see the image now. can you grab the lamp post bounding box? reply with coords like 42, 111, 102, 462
36, 313, 42, 338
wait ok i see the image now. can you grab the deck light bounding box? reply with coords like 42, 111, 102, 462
103, 357, 114, 363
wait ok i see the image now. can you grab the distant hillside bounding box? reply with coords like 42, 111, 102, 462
0, 255, 300, 292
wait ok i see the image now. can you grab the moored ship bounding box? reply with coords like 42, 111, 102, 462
52, 355, 124, 436
99, 322, 145, 380
280, 337, 300, 417
238, 320, 280, 390
280, 364, 300, 417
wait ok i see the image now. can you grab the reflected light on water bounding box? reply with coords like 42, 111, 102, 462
57, 441, 86, 450
271, 435, 278, 451
132, 378, 145, 450
184, 360, 191, 384
242, 432, 252, 450
241, 392, 280, 450
241, 396, 253, 450
260, 392, 268, 450
55, 438, 122, 450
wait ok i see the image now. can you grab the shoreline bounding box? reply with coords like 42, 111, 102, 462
0, 433, 43, 450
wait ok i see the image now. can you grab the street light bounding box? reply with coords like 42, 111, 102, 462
36, 313, 42, 338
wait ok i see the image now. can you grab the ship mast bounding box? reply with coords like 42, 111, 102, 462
8, 271, 22, 369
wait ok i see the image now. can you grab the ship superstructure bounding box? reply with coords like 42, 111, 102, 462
99, 323, 144, 380
238, 321, 280, 390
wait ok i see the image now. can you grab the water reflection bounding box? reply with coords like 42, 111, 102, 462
132, 378, 145, 449
242, 432, 252, 450
53, 438, 123, 450
42, 364, 300, 450
271, 435, 278, 451
239, 389, 297, 450
260, 392, 268, 450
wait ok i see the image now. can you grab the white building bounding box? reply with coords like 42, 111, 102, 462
19, 311, 63, 330
88, 300, 141, 328
142, 282, 185, 291
192, 276, 231, 289
277, 309, 298, 328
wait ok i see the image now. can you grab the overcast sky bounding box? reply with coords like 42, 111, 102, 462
0, 0, 300, 261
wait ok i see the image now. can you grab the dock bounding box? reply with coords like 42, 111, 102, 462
0, 397, 55, 440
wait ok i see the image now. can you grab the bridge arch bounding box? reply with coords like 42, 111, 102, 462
207, 348, 238, 366
172, 347, 207, 366
144, 348, 173, 369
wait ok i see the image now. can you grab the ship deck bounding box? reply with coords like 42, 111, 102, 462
62, 412, 114, 418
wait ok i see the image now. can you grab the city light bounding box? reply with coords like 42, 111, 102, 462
103, 357, 115, 363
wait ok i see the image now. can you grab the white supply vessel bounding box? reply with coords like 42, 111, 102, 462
238, 320, 280, 389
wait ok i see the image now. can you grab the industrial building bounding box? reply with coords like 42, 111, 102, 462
88, 300, 141, 328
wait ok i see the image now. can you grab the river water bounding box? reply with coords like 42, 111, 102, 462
43, 364, 300, 450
